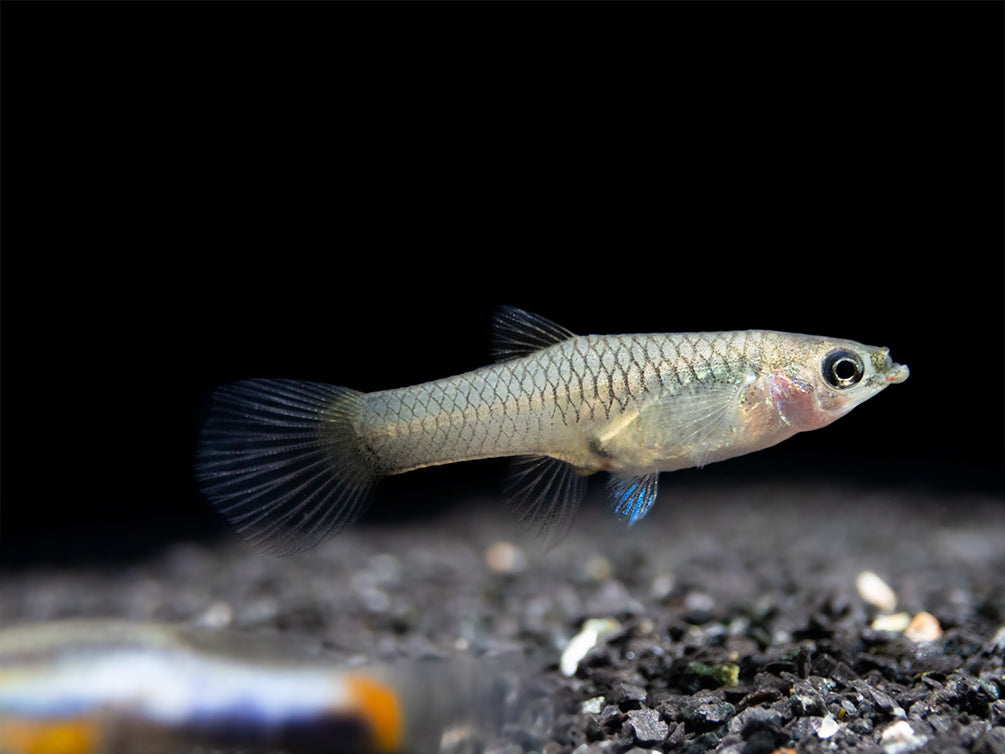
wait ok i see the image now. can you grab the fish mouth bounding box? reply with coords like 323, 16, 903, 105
886, 362, 909, 384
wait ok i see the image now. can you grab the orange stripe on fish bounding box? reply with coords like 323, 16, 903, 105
344, 674, 404, 753
0, 718, 99, 754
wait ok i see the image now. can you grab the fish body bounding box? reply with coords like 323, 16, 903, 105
196, 308, 908, 552
363, 329, 894, 476
0, 620, 494, 754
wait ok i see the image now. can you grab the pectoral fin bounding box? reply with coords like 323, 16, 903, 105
648, 379, 750, 469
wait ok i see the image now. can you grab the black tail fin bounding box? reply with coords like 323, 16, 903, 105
194, 379, 379, 555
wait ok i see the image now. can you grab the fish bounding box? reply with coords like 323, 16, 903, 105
195, 307, 909, 553
0, 620, 508, 754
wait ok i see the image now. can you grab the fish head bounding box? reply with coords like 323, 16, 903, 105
766, 335, 909, 431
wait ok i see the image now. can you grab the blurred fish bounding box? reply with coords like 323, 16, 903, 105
0, 620, 507, 754
196, 307, 909, 553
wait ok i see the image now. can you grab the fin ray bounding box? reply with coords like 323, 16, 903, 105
194, 379, 379, 555
491, 306, 577, 362
609, 473, 659, 526
650, 380, 748, 469
503, 455, 587, 547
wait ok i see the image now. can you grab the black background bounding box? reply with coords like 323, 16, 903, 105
2, 2, 1002, 565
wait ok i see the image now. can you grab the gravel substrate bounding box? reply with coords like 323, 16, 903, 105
2, 482, 1003, 754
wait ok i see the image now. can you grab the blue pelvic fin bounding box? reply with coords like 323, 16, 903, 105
608, 473, 659, 526
504, 455, 588, 548
491, 306, 577, 361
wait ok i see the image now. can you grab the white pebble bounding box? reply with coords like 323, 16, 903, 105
560, 618, 621, 677
581, 696, 605, 714
817, 715, 839, 739
586, 556, 612, 581
904, 611, 942, 643
649, 572, 675, 600
871, 612, 912, 632
881, 720, 928, 754
484, 541, 526, 573
990, 624, 1005, 652
195, 600, 233, 628
856, 570, 897, 611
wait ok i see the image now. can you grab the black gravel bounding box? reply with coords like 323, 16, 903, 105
2, 482, 1003, 754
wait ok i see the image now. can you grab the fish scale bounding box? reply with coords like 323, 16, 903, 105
195, 307, 908, 554
362, 334, 669, 472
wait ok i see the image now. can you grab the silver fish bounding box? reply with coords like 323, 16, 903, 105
196, 307, 909, 553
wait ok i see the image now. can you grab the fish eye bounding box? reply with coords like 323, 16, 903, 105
822, 349, 864, 389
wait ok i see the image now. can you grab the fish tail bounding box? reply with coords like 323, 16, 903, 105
194, 379, 380, 555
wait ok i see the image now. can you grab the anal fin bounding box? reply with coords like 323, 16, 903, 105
504, 455, 588, 548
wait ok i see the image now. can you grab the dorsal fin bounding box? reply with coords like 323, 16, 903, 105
491, 306, 577, 362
